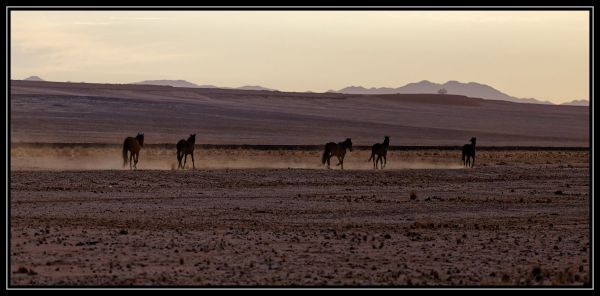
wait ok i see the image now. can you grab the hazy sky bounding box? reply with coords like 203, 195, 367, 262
11, 11, 589, 103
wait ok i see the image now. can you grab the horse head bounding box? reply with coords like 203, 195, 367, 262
345, 138, 353, 151
137, 133, 145, 146
470, 137, 476, 146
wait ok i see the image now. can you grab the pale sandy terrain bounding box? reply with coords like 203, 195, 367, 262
10, 80, 589, 146
9, 149, 590, 286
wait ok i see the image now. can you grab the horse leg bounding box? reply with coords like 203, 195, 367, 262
134, 152, 138, 169
124, 151, 129, 169
383, 155, 387, 169
183, 154, 187, 169
471, 155, 475, 168
340, 156, 344, 170
129, 153, 133, 170
191, 152, 195, 170
326, 155, 331, 169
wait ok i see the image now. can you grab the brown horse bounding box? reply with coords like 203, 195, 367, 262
368, 136, 390, 169
177, 134, 196, 169
462, 137, 476, 168
321, 138, 353, 170
122, 133, 144, 170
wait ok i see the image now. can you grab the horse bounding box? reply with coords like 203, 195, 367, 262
122, 133, 144, 170
321, 138, 353, 170
368, 136, 390, 169
177, 134, 196, 169
462, 137, 477, 168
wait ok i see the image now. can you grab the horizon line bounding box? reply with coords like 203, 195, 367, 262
11, 77, 590, 104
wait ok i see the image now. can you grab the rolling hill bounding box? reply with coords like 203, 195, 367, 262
10, 80, 589, 146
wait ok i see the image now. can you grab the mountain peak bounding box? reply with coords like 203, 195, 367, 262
561, 99, 589, 106
130, 80, 277, 91
414, 80, 438, 86
24, 76, 44, 81
334, 80, 555, 105
237, 85, 276, 91
130, 79, 201, 88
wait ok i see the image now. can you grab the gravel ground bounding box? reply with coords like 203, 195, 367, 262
9, 150, 590, 286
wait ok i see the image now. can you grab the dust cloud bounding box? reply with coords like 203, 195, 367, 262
10, 146, 465, 171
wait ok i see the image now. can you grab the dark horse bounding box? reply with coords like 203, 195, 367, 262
462, 137, 477, 168
368, 136, 390, 169
122, 133, 144, 170
177, 134, 196, 169
321, 138, 353, 170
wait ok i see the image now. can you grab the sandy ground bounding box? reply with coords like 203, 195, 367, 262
9, 149, 590, 286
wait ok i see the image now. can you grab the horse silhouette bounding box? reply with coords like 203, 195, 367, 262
122, 133, 144, 170
368, 136, 390, 169
321, 138, 353, 170
177, 134, 196, 169
462, 137, 477, 168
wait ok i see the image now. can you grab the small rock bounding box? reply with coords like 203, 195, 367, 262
410, 191, 417, 200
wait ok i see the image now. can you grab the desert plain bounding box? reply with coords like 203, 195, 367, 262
9, 81, 591, 286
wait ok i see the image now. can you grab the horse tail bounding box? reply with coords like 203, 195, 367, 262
122, 140, 128, 167
176, 145, 183, 163
321, 145, 328, 165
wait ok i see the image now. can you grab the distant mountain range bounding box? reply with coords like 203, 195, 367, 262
130, 79, 207, 88
19, 77, 588, 106
561, 99, 589, 106
129, 80, 277, 92
24, 76, 45, 81
329, 80, 560, 105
